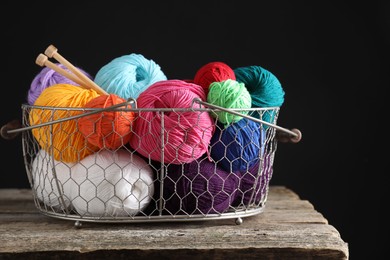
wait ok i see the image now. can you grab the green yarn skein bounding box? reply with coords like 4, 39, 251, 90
207, 79, 252, 126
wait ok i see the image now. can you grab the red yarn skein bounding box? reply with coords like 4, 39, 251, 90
78, 94, 135, 150
193, 61, 236, 95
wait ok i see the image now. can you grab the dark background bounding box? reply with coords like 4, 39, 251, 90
1, 1, 387, 259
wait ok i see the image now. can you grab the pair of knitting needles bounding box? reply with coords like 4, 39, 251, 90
36, 45, 108, 95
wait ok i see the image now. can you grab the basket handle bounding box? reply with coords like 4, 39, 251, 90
2, 98, 302, 143
0, 98, 137, 140
1, 119, 22, 140
192, 98, 302, 143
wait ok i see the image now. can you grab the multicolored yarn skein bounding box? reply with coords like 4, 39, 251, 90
94, 53, 167, 99
28, 63, 93, 105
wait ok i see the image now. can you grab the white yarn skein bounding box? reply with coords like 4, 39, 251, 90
31, 149, 75, 210
70, 149, 155, 217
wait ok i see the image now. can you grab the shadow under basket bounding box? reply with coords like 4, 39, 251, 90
12, 99, 300, 227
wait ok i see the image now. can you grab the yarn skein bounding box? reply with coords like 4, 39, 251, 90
31, 149, 75, 210
193, 61, 236, 95
234, 65, 284, 124
163, 158, 240, 215
209, 118, 263, 172
233, 149, 274, 207
207, 79, 252, 126
129, 79, 215, 164
77, 94, 135, 150
28, 63, 93, 105
29, 84, 101, 163
94, 53, 167, 100
70, 149, 155, 217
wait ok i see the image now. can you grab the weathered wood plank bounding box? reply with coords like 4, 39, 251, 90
0, 221, 348, 258
0, 223, 348, 259
0, 188, 33, 201
0, 249, 349, 260
0, 186, 349, 259
266, 186, 301, 200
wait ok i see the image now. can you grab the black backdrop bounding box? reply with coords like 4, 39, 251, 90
1, 1, 387, 259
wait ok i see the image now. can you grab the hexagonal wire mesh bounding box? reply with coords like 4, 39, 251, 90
18, 98, 294, 225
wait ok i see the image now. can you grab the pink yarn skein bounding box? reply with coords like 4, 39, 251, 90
129, 79, 215, 164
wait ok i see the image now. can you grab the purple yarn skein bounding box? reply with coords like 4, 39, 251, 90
27, 63, 93, 105
163, 158, 240, 215
233, 152, 274, 207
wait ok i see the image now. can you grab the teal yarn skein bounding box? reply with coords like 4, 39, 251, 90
94, 53, 167, 99
234, 66, 285, 125
207, 79, 252, 126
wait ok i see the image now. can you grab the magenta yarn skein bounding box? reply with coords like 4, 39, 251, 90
163, 158, 240, 215
28, 63, 93, 105
129, 79, 215, 164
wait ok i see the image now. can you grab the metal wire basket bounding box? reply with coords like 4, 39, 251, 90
3, 98, 301, 227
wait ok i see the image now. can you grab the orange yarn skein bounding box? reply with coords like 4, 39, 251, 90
77, 94, 135, 150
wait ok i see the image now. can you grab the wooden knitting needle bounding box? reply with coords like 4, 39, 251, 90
44, 44, 108, 95
35, 54, 88, 88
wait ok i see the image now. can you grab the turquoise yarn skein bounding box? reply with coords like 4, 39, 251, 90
234, 66, 284, 125
94, 53, 167, 99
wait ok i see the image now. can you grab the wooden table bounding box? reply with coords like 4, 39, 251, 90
0, 186, 348, 259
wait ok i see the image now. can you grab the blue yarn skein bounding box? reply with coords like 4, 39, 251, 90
234, 66, 284, 125
210, 118, 265, 173
94, 53, 167, 99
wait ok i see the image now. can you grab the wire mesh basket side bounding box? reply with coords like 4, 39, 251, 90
21, 104, 279, 223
